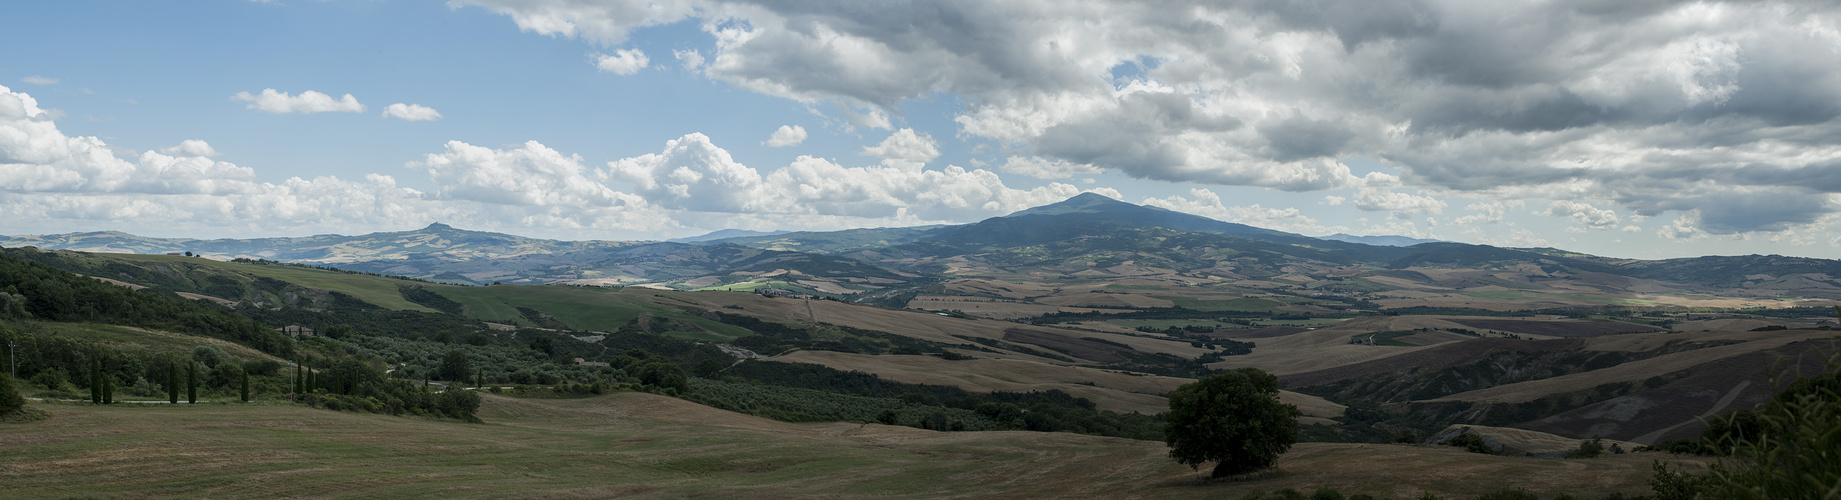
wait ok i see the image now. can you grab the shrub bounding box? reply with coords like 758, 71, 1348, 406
1472, 489, 1537, 500
1565, 437, 1606, 459
0, 373, 25, 414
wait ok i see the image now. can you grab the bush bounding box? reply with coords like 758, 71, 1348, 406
1565, 437, 1605, 459
0, 373, 25, 414
1471, 489, 1537, 500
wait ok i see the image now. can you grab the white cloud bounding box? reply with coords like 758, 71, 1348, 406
1542, 201, 1621, 229
861, 128, 939, 170
409, 140, 635, 208
1142, 188, 1344, 235
1658, 211, 1706, 240
604, 131, 1099, 222
593, 48, 650, 75
674, 49, 705, 70
603, 133, 767, 213
159, 140, 220, 157
232, 89, 365, 114
21, 76, 57, 85
763, 125, 806, 147
1454, 202, 1506, 225
450, 0, 695, 46
382, 103, 442, 122
1350, 173, 1445, 216
999, 156, 1101, 180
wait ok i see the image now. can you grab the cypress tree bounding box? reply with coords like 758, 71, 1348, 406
168, 364, 178, 404
102, 372, 113, 405
240, 371, 250, 402
90, 358, 101, 404
294, 362, 303, 395
187, 364, 197, 404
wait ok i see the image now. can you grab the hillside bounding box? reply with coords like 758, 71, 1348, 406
1, 393, 1699, 499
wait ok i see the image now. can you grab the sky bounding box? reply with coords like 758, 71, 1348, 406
4, 1, 1841, 260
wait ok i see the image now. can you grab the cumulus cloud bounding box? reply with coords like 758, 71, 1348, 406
674, 49, 705, 70
1454, 201, 1506, 225
158, 140, 221, 158
232, 89, 364, 114
593, 48, 651, 75
999, 156, 1101, 180
1143, 188, 1344, 234
451, 0, 695, 46
454, 0, 1841, 237
382, 103, 442, 121
1348, 173, 1444, 216
410, 140, 636, 208
861, 128, 940, 170
1542, 201, 1620, 229
763, 125, 805, 147
21, 76, 57, 85
603, 131, 1098, 221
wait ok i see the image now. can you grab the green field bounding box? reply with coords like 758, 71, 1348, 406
1350, 330, 1418, 346
35, 322, 282, 362
1252, 318, 1347, 327
1161, 297, 1281, 312
1106, 319, 1236, 330
110, 254, 436, 312
429, 285, 750, 340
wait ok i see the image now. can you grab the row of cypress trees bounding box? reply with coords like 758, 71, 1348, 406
86, 358, 231, 405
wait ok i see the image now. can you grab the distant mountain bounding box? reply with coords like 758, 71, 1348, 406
668, 229, 789, 243
1004, 192, 1286, 237
1318, 233, 1443, 247
9, 194, 1841, 295
0, 223, 634, 263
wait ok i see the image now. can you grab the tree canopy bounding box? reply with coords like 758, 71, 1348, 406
1164, 367, 1301, 478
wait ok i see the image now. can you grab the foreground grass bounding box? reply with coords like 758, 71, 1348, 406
1, 394, 1698, 498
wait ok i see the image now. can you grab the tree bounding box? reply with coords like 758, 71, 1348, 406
187, 363, 196, 404
90, 357, 101, 404
102, 372, 113, 405
1164, 367, 1301, 478
168, 364, 178, 404
440, 349, 471, 382
240, 370, 250, 402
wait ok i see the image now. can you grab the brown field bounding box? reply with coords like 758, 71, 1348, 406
1036, 293, 1175, 309
1208, 326, 1307, 339
1519, 340, 1838, 444
1003, 328, 1130, 363
1427, 330, 1841, 404
1444, 319, 1659, 338
905, 296, 1093, 319
1433, 425, 1643, 457
1, 395, 1699, 499
766, 350, 1185, 414
1281, 338, 1584, 388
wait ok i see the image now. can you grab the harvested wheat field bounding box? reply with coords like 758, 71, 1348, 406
1, 394, 1700, 499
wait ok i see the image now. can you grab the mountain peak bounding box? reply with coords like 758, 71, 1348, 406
1005, 192, 1133, 217
424, 222, 453, 231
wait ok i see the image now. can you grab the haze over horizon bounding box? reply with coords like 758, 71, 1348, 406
6, 1, 1841, 260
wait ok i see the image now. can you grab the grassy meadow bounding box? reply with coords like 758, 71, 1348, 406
1, 394, 1697, 499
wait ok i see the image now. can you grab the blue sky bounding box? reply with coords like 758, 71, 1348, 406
5, 1, 1841, 260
